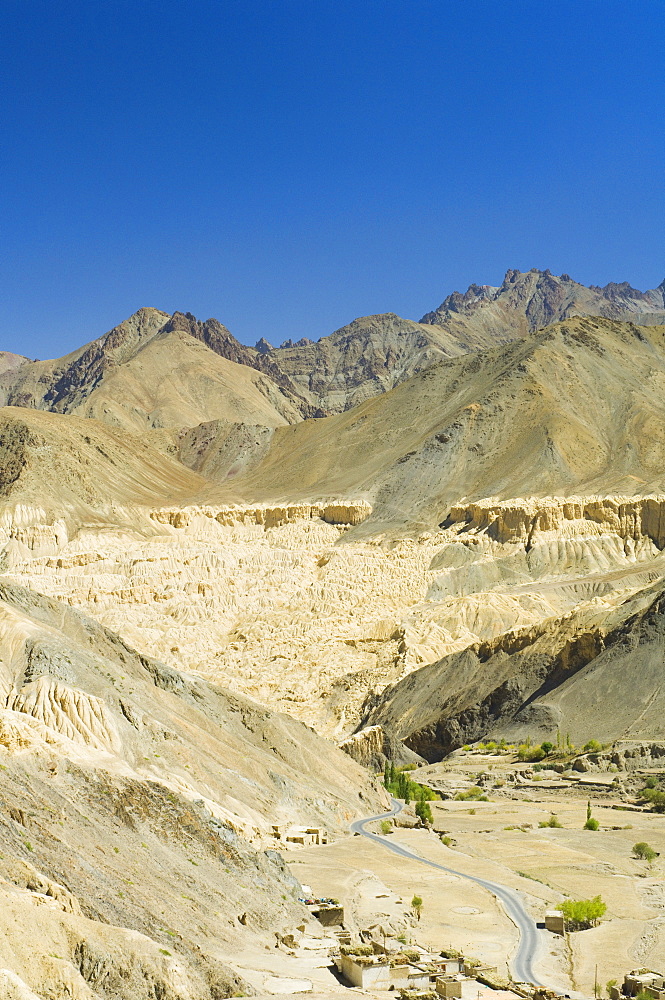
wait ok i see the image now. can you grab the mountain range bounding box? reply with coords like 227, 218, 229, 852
4, 269, 664, 431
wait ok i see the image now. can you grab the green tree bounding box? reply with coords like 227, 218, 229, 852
606, 979, 617, 998
380, 820, 392, 835
633, 841, 657, 863
411, 895, 423, 921
641, 787, 665, 812
415, 800, 433, 825
556, 895, 606, 929
541, 741, 554, 755
584, 801, 599, 830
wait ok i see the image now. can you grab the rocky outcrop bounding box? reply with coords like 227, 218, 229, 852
258, 312, 468, 415
420, 268, 665, 330
150, 499, 372, 528
445, 496, 665, 549
338, 724, 424, 769
571, 741, 665, 772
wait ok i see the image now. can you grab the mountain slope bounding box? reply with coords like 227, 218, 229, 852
0, 578, 385, 998
364, 575, 665, 759
0, 308, 307, 435
212, 317, 665, 534
255, 269, 665, 415
4, 270, 662, 427
0, 406, 207, 513
257, 312, 481, 415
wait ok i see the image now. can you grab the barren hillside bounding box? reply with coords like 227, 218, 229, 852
259, 269, 665, 414
216, 317, 665, 534
0, 578, 385, 998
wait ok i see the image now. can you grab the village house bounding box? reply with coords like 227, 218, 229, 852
621, 972, 665, 999
337, 946, 467, 993
270, 823, 328, 845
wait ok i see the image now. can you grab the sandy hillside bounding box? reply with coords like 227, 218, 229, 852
0, 577, 386, 999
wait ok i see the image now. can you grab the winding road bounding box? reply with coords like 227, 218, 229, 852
350, 798, 545, 987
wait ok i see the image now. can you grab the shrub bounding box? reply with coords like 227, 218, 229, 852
539, 814, 562, 828
633, 842, 657, 862
411, 895, 423, 921
455, 786, 488, 801
517, 743, 546, 762
584, 800, 599, 830
583, 739, 603, 753
380, 820, 392, 835
641, 787, 665, 812
645, 775, 659, 789
341, 944, 373, 956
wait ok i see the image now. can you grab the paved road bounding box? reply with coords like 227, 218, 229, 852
350, 798, 545, 987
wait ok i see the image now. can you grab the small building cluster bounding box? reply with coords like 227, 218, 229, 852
335, 944, 465, 995
270, 823, 328, 846
614, 971, 665, 1000
332, 939, 578, 1000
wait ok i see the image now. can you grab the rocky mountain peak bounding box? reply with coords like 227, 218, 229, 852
161, 311, 252, 366
420, 268, 665, 332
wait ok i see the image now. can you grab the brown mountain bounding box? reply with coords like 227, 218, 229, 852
212, 316, 665, 534
2, 270, 663, 432
0, 308, 308, 435
246, 269, 665, 415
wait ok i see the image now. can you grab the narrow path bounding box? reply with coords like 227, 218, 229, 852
350, 798, 545, 987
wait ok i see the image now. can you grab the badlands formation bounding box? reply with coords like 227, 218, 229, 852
2, 268, 665, 997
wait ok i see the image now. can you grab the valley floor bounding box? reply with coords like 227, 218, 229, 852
272, 751, 665, 999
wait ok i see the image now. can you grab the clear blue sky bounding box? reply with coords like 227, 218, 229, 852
1, 0, 663, 359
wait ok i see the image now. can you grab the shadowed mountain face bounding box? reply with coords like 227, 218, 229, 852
364, 577, 665, 760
